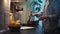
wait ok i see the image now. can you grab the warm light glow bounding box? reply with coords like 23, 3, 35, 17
3, 0, 10, 13
4, 0, 7, 3
21, 26, 34, 29
9, 13, 13, 21
11, 0, 25, 2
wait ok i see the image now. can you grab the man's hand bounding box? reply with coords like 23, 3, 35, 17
29, 13, 37, 17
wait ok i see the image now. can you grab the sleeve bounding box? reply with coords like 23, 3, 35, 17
35, 11, 43, 17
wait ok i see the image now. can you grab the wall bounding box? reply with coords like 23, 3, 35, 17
10, 0, 32, 24
0, 0, 10, 30
0, 0, 33, 31
12, 0, 32, 24
19, 0, 32, 24
25, 0, 32, 23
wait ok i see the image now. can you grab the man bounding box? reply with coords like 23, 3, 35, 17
31, 0, 60, 33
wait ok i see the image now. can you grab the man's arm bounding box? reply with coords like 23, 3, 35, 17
30, 12, 56, 20
39, 14, 56, 20
31, 12, 43, 17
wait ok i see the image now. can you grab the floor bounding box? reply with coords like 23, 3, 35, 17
44, 27, 60, 34
0, 22, 43, 34
0, 21, 60, 34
